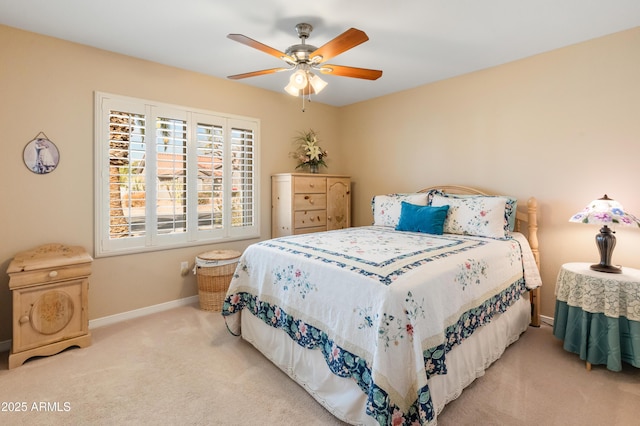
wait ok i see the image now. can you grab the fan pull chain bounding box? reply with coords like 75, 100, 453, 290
301, 80, 314, 112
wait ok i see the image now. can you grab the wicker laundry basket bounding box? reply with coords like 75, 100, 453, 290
195, 249, 241, 312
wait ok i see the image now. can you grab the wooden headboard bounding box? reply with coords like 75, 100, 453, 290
418, 185, 541, 326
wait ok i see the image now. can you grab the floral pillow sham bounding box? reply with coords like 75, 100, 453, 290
371, 193, 429, 228
430, 194, 509, 239
426, 190, 518, 232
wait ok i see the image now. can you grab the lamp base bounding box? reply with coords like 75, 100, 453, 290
590, 263, 622, 274
591, 225, 621, 274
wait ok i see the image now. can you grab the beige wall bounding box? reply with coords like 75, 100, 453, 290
0, 25, 343, 341
1, 24, 639, 342
341, 27, 640, 319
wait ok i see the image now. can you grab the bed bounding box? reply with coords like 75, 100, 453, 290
222, 185, 541, 425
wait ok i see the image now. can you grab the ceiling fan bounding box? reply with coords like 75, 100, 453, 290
227, 23, 383, 98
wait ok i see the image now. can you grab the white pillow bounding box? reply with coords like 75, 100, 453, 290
372, 193, 429, 228
430, 194, 508, 239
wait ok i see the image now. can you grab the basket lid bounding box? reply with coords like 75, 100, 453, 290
197, 249, 241, 261
195, 249, 241, 268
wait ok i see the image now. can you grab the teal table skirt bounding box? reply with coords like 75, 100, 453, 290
553, 300, 640, 371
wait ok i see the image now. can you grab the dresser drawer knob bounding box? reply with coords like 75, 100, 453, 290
19, 315, 29, 325
49, 271, 58, 278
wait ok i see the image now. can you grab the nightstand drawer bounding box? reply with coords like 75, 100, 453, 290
8, 263, 92, 289
294, 210, 327, 229
294, 193, 327, 210
294, 176, 326, 194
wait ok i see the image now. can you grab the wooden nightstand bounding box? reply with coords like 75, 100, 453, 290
6, 243, 92, 369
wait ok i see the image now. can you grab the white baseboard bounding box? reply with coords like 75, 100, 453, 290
88, 295, 200, 329
540, 314, 554, 327
0, 295, 200, 355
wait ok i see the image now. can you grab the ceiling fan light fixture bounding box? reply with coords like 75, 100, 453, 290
291, 69, 308, 89
308, 72, 327, 94
284, 81, 301, 96
285, 70, 305, 96
285, 69, 326, 97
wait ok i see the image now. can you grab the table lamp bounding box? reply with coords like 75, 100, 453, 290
569, 194, 640, 273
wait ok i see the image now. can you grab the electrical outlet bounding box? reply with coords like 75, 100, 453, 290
180, 261, 189, 276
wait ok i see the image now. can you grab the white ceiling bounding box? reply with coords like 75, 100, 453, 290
1, 0, 639, 106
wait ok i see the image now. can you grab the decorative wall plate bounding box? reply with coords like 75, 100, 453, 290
23, 132, 59, 174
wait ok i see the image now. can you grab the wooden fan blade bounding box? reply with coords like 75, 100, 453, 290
318, 65, 383, 80
227, 34, 295, 63
227, 68, 290, 80
310, 28, 369, 64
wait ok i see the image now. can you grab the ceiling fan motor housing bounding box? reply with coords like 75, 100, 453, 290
286, 23, 318, 63
285, 44, 318, 63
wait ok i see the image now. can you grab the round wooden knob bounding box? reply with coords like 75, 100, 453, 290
19, 315, 29, 325
48, 270, 58, 278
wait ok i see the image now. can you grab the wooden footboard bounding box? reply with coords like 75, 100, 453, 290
418, 185, 541, 327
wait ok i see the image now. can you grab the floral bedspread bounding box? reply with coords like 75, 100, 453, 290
222, 226, 540, 425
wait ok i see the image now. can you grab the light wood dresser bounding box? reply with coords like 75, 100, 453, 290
272, 173, 351, 237
6, 243, 92, 369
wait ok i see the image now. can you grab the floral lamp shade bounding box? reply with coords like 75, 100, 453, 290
569, 194, 640, 273
569, 195, 640, 227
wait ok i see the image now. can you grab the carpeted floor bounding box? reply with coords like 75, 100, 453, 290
0, 305, 639, 425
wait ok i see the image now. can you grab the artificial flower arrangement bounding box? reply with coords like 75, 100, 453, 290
291, 129, 328, 173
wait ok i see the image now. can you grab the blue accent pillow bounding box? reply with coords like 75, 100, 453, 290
395, 202, 450, 234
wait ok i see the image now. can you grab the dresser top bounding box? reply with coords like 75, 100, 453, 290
272, 172, 350, 178
7, 243, 93, 273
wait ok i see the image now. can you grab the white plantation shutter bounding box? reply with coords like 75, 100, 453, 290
108, 110, 147, 239
230, 125, 255, 228
95, 92, 259, 257
195, 121, 224, 231
155, 116, 188, 235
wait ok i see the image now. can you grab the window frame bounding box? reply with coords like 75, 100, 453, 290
94, 92, 260, 257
